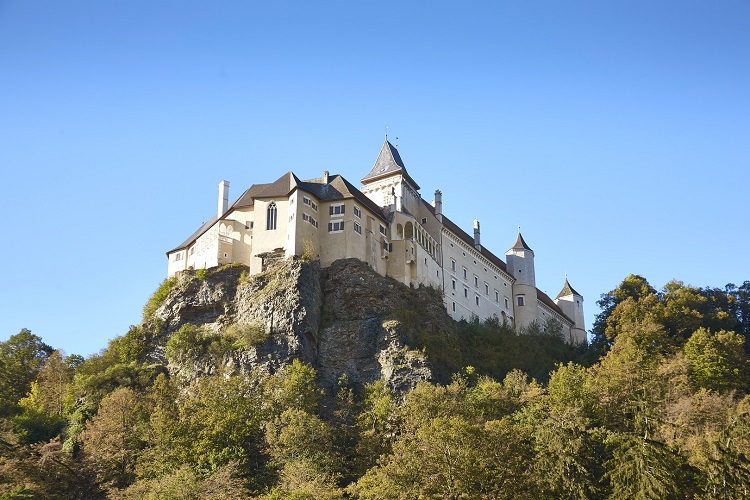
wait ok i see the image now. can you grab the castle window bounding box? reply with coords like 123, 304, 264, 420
354, 221, 362, 234
475, 295, 480, 306
451, 259, 456, 271
328, 220, 344, 232
354, 205, 362, 218
463, 268, 467, 280
495, 290, 499, 302
474, 276, 478, 287
266, 202, 278, 230
189, 247, 194, 256
303, 196, 318, 211
330, 204, 345, 215
485, 283, 489, 295
174, 252, 183, 261
452, 302, 456, 312
464, 287, 468, 298
380, 225, 387, 236
421, 217, 427, 224
517, 295, 525, 306
452, 279, 456, 290
505, 297, 509, 308
302, 213, 318, 228
383, 241, 392, 252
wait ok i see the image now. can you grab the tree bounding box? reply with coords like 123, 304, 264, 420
0, 329, 53, 416
80, 386, 147, 490
684, 328, 748, 392
591, 275, 656, 348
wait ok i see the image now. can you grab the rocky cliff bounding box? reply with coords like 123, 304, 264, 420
144, 258, 454, 393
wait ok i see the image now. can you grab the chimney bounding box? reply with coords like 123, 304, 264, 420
323, 170, 329, 184
218, 180, 229, 218
434, 189, 443, 222
473, 219, 481, 251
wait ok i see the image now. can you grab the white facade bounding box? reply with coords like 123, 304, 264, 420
167, 141, 587, 344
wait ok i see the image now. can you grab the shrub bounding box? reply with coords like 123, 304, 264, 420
143, 276, 178, 320
224, 323, 269, 350
195, 268, 209, 280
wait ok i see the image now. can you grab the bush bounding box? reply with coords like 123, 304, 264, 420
224, 323, 269, 350
143, 276, 178, 320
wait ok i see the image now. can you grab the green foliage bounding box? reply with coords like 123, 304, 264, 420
142, 276, 178, 320
262, 360, 322, 417
195, 268, 209, 280
223, 322, 269, 350
684, 328, 748, 391
164, 324, 234, 369
0, 329, 53, 417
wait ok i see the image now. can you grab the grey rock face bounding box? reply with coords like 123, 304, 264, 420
147, 258, 438, 393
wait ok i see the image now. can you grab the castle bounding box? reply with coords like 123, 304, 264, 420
167, 140, 587, 344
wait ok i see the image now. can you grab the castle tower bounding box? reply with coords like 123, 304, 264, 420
555, 279, 587, 345
361, 139, 421, 214
505, 232, 538, 330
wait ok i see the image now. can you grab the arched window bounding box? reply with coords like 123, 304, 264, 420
267, 202, 277, 230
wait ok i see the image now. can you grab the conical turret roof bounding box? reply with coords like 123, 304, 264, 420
556, 278, 582, 299
509, 232, 533, 252
361, 140, 420, 190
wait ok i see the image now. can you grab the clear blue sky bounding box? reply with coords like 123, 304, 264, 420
1, 1, 748, 357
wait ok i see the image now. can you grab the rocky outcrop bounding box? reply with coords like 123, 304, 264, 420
146, 258, 449, 393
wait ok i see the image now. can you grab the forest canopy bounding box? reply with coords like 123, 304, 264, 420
1, 275, 749, 499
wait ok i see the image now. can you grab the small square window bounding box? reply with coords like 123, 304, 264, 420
421, 217, 427, 224
517, 296, 525, 307
354, 221, 362, 234
354, 205, 362, 218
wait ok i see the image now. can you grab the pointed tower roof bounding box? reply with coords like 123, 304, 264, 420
556, 278, 582, 299
509, 232, 533, 253
361, 140, 420, 190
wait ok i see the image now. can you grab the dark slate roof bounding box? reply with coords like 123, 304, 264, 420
538, 289, 575, 325
556, 278, 582, 299
509, 232, 533, 252
299, 174, 389, 222
422, 199, 509, 274
167, 171, 388, 254
423, 199, 573, 324
167, 215, 217, 255
361, 140, 421, 190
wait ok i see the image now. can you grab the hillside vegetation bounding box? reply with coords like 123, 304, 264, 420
1, 262, 749, 498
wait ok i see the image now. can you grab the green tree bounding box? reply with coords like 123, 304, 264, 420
591, 274, 656, 349
0, 329, 53, 416
80, 386, 147, 490
684, 328, 748, 391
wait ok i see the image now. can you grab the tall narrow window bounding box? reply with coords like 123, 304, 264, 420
266, 202, 277, 230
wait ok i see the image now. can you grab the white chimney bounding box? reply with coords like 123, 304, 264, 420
323, 170, 329, 184
434, 189, 443, 222
218, 180, 229, 218
473, 219, 481, 251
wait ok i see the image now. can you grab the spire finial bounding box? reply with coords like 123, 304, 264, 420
385, 125, 388, 141
395, 136, 399, 148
